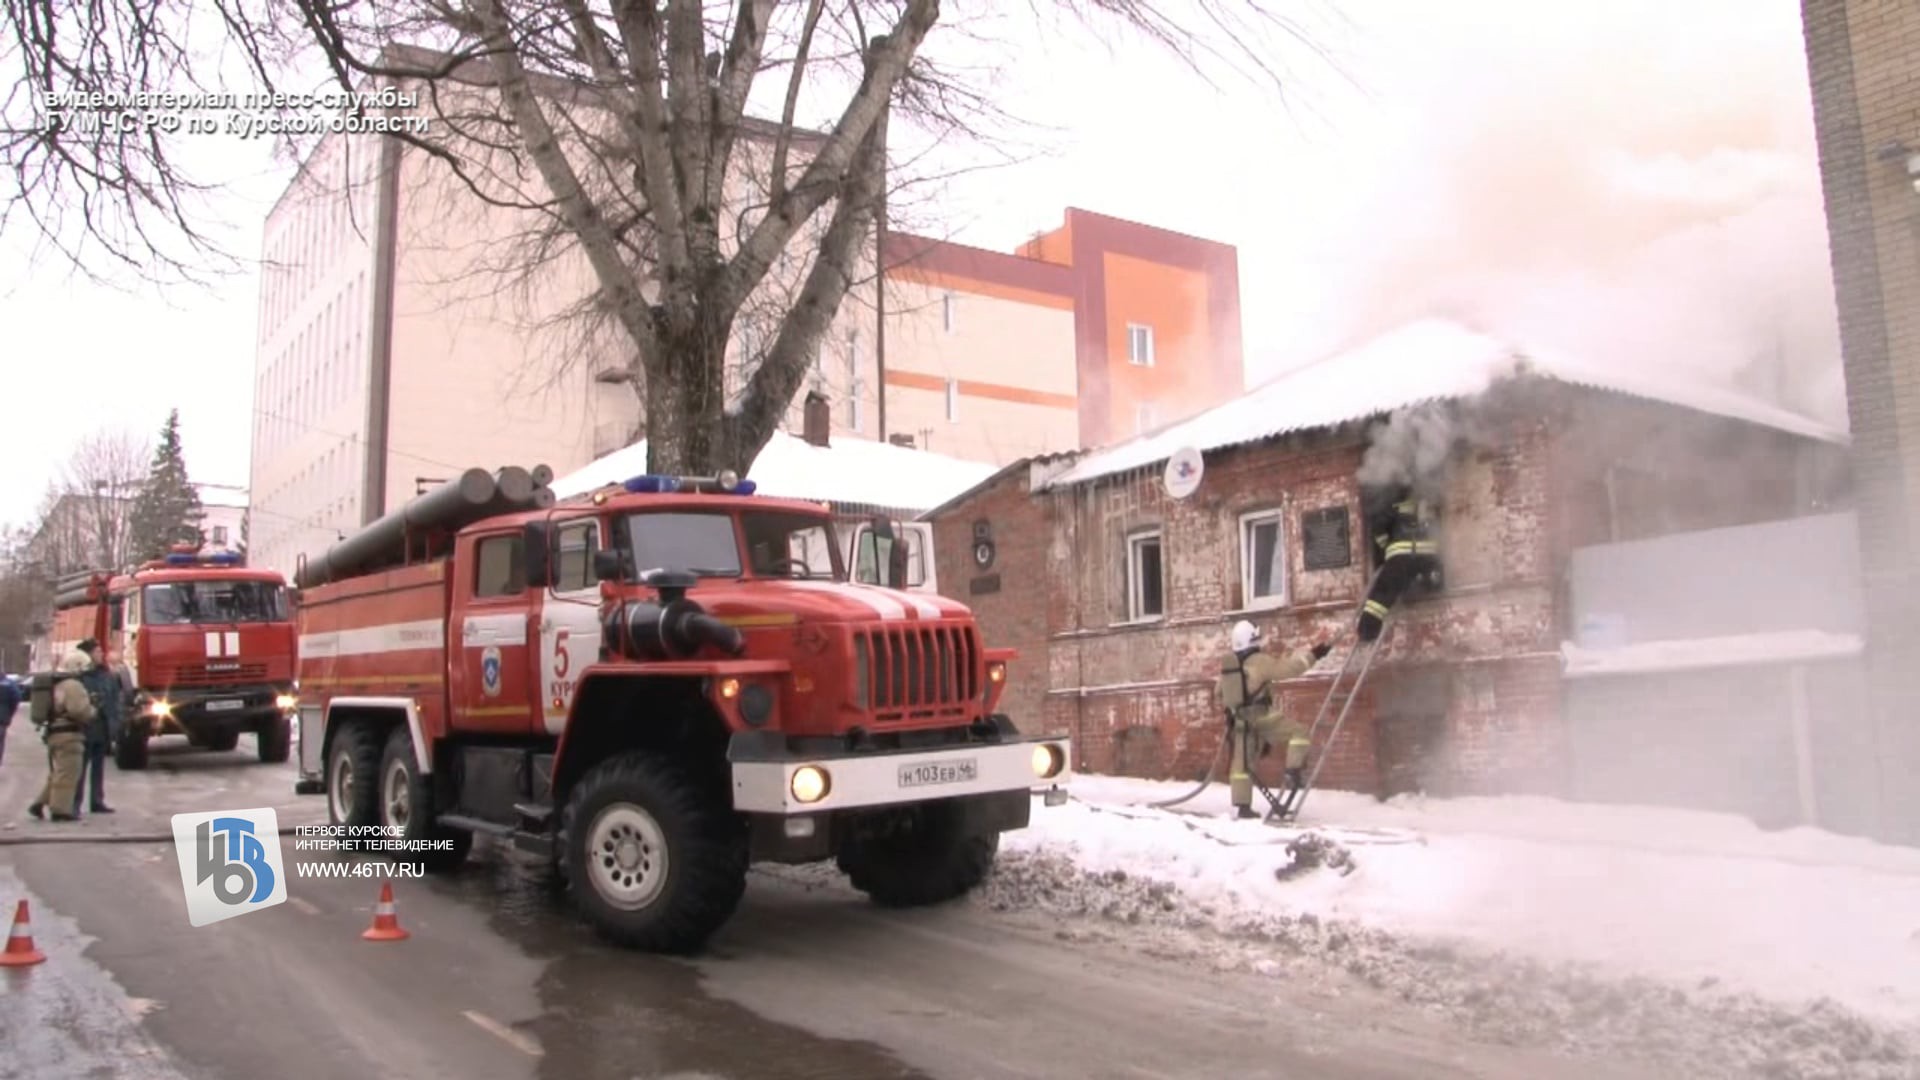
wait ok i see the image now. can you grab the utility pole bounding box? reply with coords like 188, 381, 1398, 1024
874, 102, 889, 444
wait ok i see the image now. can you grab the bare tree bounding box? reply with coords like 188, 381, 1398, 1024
25, 427, 151, 577
6, 0, 1326, 473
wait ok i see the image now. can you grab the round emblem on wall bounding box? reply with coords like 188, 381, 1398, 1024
1163, 446, 1205, 500
972, 540, 996, 571
481, 646, 503, 697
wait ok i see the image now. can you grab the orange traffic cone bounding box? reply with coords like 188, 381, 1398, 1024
361, 881, 409, 942
0, 900, 47, 967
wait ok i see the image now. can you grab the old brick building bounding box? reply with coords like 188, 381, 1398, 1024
928, 320, 1851, 802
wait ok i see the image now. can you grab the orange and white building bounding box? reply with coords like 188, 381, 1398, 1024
245, 104, 1244, 578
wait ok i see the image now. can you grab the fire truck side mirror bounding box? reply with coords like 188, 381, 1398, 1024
522, 521, 553, 590
592, 548, 628, 583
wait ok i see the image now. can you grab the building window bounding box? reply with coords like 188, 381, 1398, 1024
1127, 323, 1155, 367
211, 525, 229, 545
942, 292, 956, 333
1134, 401, 1157, 435
1239, 509, 1287, 608
945, 378, 959, 422
1125, 528, 1164, 622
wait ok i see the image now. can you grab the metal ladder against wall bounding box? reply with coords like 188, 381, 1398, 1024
1266, 572, 1399, 823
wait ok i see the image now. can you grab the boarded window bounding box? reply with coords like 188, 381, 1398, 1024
1301, 506, 1352, 570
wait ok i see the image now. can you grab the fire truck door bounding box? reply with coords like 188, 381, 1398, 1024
537, 520, 606, 736
452, 532, 538, 734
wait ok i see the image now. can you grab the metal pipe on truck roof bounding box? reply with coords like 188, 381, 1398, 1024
530, 464, 554, 487
295, 467, 499, 589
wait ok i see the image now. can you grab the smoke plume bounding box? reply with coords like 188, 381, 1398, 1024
1294, 1, 1846, 432
1356, 403, 1459, 499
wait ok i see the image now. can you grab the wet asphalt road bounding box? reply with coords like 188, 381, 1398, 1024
0, 718, 1651, 1080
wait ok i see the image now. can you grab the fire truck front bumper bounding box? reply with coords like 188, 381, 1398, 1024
140, 686, 295, 737
727, 733, 1072, 816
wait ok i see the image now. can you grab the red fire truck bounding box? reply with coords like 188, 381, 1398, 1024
291, 465, 1070, 954
50, 546, 299, 769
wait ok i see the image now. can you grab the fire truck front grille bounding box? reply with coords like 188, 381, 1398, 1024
166, 663, 270, 686
855, 623, 979, 718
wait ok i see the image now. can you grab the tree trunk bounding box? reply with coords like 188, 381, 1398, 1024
643, 323, 736, 476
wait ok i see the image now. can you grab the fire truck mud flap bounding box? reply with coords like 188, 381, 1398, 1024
725, 733, 1073, 816
293, 703, 325, 794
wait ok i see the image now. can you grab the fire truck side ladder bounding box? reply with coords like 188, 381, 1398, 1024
1267, 613, 1394, 823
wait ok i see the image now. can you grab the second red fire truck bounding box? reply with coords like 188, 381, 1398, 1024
49, 546, 299, 768
291, 465, 1070, 953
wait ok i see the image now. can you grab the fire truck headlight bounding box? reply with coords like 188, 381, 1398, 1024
1031, 743, 1066, 780
717, 677, 740, 700
987, 662, 1006, 685
276, 693, 298, 712
739, 682, 774, 727
790, 765, 830, 804
148, 699, 172, 719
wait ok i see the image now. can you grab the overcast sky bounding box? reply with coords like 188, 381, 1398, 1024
0, 0, 1838, 533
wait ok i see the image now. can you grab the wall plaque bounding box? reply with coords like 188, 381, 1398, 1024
1302, 506, 1352, 570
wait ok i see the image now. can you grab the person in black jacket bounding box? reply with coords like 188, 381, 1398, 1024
71, 639, 117, 815
0, 674, 19, 769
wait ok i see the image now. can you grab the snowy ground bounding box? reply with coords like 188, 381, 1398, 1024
970, 776, 1920, 1080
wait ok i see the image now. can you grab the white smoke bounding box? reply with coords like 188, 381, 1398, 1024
1290, 0, 1846, 431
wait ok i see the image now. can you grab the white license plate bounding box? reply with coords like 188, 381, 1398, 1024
898, 758, 977, 789
205, 699, 244, 712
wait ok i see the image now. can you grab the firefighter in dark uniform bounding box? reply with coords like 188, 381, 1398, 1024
1217, 620, 1332, 819
1357, 490, 1441, 643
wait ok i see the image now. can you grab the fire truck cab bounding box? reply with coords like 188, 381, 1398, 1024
293, 467, 1070, 954
50, 546, 299, 769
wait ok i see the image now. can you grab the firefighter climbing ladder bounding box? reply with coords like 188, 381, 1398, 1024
1145, 570, 1397, 818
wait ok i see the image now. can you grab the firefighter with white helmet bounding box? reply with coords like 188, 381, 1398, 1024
1216, 619, 1331, 819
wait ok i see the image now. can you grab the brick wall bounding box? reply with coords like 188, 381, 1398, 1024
1802, 0, 1920, 844
925, 465, 1058, 735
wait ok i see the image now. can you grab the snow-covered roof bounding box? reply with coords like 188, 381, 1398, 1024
549, 431, 998, 513
1041, 319, 1848, 490
195, 486, 250, 509
1561, 630, 1864, 678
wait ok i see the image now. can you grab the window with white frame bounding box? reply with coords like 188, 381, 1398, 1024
1125, 529, 1165, 621
1127, 323, 1155, 366
1239, 509, 1287, 608
945, 378, 959, 422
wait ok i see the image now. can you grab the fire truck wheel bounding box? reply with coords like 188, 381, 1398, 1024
258, 714, 292, 763
837, 802, 999, 909
558, 752, 748, 955
378, 727, 471, 872
113, 726, 150, 771
327, 723, 382, 837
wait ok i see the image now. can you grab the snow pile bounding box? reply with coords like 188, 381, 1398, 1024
549, 431, 996, 512
976, 776, 1920, 1078
1041, 318, 1845, 490
1561, 629, 1865, 677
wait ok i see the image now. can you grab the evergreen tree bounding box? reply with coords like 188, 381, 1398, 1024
237, 509, 250, 560
127, 410, 206, 562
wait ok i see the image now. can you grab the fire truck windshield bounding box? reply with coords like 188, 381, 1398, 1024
142, 580, 290, 625
625, 510, 842, 580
